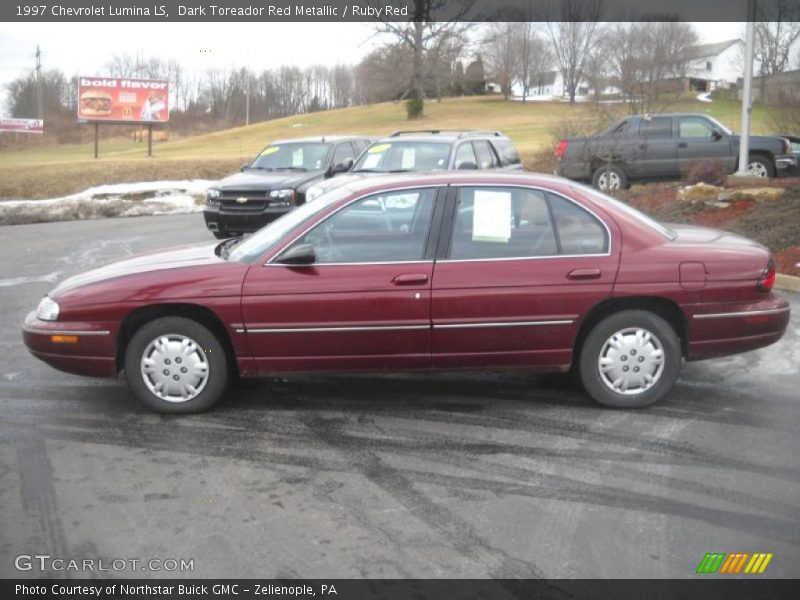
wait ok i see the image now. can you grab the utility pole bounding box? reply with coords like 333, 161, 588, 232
35, 45, 43, 119
736, 0, 757, 176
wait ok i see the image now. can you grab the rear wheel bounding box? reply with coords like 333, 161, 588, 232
578, 310, 681, 408
124, 316, 229, 414
592, 164, 628, 192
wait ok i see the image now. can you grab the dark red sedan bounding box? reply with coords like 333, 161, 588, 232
23, 172, 789, 413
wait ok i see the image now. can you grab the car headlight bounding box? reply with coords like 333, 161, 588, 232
206, 188, 222, 203
267, 189, 296, 206
306, 185, 324, 203
36, 296, 60, 321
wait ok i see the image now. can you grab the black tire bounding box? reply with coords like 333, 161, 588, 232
747, 155, 774, 178
591, 164, 628, 192
578, 310, 681, 408
123, 316, 229, 414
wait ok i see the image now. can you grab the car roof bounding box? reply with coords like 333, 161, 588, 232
332, 171, 571, 196
269, 135, 372, 144
375, 130, 510, 143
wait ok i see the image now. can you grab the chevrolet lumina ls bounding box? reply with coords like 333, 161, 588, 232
23, 173, 789, 414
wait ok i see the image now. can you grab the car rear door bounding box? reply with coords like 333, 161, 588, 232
633, 116, 678, 178
430, 184, 620, 369
241, 186, 445, 372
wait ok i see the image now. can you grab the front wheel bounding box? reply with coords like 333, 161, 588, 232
124, 316, 229, 414
578, 310, 681, 408
747, 156, 774, 178
591, 164, 628, 192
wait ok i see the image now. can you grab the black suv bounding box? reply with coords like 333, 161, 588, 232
204, 135, 373, 238
304, 130, 523, 202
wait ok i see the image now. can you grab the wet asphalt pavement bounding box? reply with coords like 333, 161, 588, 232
1, 214, 798, 579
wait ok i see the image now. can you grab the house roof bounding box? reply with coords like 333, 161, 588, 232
691, 39, 743, 60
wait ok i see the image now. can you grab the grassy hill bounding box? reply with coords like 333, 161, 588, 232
0, 95, 772, 199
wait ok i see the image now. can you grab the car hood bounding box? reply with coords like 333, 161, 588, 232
52, 242, 227, 296
310, 173, 368, 195
214, 170, 322, 191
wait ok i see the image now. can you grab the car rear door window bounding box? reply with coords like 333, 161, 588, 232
547, 193, 609, 254
472, 141, 499, 169
454, 142, 479, 169
290, 188, 437, 263
449, 187, 558, 259
638, 117, 673, 139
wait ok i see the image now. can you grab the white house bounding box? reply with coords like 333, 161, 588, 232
509, 71, 591, 100
686, 39, 745, 91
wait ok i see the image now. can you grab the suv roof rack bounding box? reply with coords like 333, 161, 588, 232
388, 130, 503, 138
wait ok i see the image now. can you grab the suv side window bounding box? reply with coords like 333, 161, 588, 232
473, 140, 498, 169
450, 187, 558, 259
332, 143, 355, 165
638, 117, 673, 140
291, 188, 437, 263
454, 142, 478, 169
679, 117, 716, 139
492, 139, 521, 166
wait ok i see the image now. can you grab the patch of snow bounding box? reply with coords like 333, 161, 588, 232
697, 92, 712, 103
0, 272, 60, 287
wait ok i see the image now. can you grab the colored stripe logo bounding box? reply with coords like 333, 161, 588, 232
696, 552, 773, 574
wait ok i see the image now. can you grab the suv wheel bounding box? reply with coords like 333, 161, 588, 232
579, 310, 681, 408
592, 165, 628, 192
747, 156, 773, 178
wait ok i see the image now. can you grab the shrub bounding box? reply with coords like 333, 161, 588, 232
682, 159, 727, 187
405, 97, 424, 119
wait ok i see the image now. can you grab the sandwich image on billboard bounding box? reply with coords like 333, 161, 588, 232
78, 76, 169, 122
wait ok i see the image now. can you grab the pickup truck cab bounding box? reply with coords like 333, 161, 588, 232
556, 113, 797, 192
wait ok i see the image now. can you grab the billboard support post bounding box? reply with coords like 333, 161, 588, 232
148, 124, 153, 157
94, 123, 99, 159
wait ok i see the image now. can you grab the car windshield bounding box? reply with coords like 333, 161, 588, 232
250, 142, 332, 171
571, 183, 677, 240
227, 186, 354, 263
353, 141, 451, 172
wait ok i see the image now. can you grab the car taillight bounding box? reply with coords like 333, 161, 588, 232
556, 140, 568, 161
757, 259, 776, 292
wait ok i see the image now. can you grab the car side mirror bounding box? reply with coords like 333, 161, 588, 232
327, 157, 354, 177
711, 129, 723, 141
241, 164, 249, 172
275, 243, 316, 266
457, 161, 478, 170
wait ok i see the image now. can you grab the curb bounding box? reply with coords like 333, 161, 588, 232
776, 273, 800, 293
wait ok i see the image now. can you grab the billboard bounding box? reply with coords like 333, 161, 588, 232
78, 76, 169, 123
0, 118, 43, 134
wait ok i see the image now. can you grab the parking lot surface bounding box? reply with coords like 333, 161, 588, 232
1, 214, 798, 578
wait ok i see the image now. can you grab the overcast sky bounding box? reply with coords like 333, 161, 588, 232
0, 21, 744, 112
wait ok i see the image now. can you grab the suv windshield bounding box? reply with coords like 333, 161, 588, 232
250, 142, 331, 171
353, 141, 451, 172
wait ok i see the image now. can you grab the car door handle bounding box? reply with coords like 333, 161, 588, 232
392, 273, 429, 285
567, 268, 601, 280
678, 142, 688, 148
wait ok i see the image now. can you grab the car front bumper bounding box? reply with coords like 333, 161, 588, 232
22, 311, 118, 377
203, 204, 291, 235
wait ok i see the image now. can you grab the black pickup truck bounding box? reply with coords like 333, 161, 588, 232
555, 113, 797, 191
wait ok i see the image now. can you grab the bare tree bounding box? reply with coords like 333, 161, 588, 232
372, 0, 473, 118
543, 0, 603, 103
483, 22, 519, 100
755, 0, 800, 77
515, 23, 554, 103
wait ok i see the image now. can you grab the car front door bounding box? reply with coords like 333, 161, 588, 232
676, 116, 734, 173
431, 185, 620, 369
241, 186, 444, 372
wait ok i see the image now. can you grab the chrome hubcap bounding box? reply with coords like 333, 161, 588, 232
598, 170, 621, 191
747, 161, 768, 177
140, 334, 209, 403
598, 327, 664, 395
